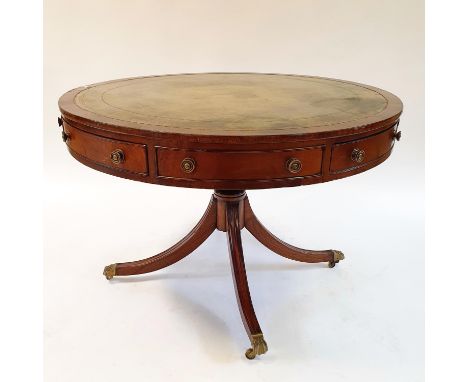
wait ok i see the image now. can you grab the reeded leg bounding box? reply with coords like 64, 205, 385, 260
244, 196, 344, 268
103, 196, 217, 279
103, 189, 344, 359
226, 201, 268, 360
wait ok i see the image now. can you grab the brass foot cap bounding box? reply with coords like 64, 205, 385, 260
103, 264, 117, 280
245, 333, 268, 360
328, 250, 345, 268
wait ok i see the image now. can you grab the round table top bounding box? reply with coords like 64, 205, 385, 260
59, 73, 403, 190
59, 73, 402, 139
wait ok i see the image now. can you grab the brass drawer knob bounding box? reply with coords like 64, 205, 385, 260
286, 158, 302, 173
110, 149, 125, 164
351, 148, 365, 163
181, 158, 196, 173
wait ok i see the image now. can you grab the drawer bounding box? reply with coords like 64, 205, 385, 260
64, 122, 148, 175
155, 146, 324, 180
330, 126, 396, 173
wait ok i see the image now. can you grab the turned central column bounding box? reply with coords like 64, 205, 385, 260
213, 190, 246, 232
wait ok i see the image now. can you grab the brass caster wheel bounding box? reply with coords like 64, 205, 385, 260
329, 250, 344, 268
245, 348, 256, 360
103, 264, 117, 280
244, 333, 268, 360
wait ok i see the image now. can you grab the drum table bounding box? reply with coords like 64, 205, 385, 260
58, 73, 403, 359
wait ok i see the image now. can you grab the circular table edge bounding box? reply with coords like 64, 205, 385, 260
58, 73, 403, 143
58, 73, 403, 190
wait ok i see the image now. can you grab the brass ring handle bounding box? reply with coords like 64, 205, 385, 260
61, 131, 70, 142
58, 116, 70, 142
351, 148, 365, 163
286, 158, 302, 173
110, 149, 125, 164
181, 158, 196, 173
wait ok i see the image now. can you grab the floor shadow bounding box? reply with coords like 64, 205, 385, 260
162, 287, 239, 363
108, 260, 329, 283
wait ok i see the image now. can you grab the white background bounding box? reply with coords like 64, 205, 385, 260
41, 1, 424, 381
12, 0, 468, 381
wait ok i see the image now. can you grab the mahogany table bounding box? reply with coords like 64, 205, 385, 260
58, 73, 403, 359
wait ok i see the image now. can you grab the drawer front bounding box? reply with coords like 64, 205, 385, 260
330, 127, 396, 173
64, 122, 148, 175
156, 146, 324, 180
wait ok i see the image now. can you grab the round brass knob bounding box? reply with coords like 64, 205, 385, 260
286, 158, 302, 173
181, 158, 196, 173
351, 148, 365, 163
110, 149, 125, 164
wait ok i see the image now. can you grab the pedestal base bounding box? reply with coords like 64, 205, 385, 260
103, 190, 344, 359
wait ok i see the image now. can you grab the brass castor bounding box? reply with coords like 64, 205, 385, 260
245, 348, 257, 360
103, 264, 117, 280
245, 333, 268, 360
328, 250, 345, 268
